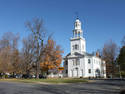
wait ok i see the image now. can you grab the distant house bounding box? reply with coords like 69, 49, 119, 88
47, 67, 64, 78
63, 18, 106, 78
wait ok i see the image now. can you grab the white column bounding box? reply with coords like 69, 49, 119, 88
77, 31, 78, 38
74, 31, 75, 38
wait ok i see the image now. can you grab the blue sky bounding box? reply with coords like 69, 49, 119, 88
0, 0, 125, 56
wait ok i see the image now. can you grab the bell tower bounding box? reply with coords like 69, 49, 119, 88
73, 18, 83, 38
70, 18, 86, 55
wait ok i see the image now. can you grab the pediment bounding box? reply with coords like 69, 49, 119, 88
66, 52, 84, 59
64, 52, 95, 60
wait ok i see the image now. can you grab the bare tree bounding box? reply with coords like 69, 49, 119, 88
0, 46, 12, 73
25, 18, 45, 78
102, 40, 118, 78
0, 32, 20, 76
11, 33, 20, 75
21, 35, 35, 76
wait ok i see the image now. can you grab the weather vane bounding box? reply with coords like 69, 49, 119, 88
75, 12, 79, 19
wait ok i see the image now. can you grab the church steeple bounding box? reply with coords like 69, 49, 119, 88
73, 18, 83, 38
70, 18, 86, 54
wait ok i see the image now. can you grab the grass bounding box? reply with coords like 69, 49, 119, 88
0, 78, 88, 84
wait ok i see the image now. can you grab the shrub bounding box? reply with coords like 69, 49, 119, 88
121, 71, 125, 78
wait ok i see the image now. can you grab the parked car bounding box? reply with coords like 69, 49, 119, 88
39, 74, 46, 79
22, 74, 32, 79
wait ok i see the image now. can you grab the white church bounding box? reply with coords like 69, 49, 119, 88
63, 18, 106, 78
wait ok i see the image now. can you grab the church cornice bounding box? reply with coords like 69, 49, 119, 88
70, 37, 84, 41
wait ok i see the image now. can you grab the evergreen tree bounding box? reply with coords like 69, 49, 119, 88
117, 46, 125, 71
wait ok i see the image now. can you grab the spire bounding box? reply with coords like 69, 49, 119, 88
75, 12, 79, 20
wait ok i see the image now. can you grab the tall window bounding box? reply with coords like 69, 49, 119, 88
66, 70, 68, 74
73, 59, 77, 66
76, 59, 80, 65
88, 59, 91, 64
88, 69, 91, 73
65, 60, 68, 65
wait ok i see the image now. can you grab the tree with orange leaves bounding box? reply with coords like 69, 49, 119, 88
40, 39, 63, 74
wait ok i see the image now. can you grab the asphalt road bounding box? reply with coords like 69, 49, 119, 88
0, 80, 125, 94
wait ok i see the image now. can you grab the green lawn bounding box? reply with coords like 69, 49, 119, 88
0, 78, 88, 84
